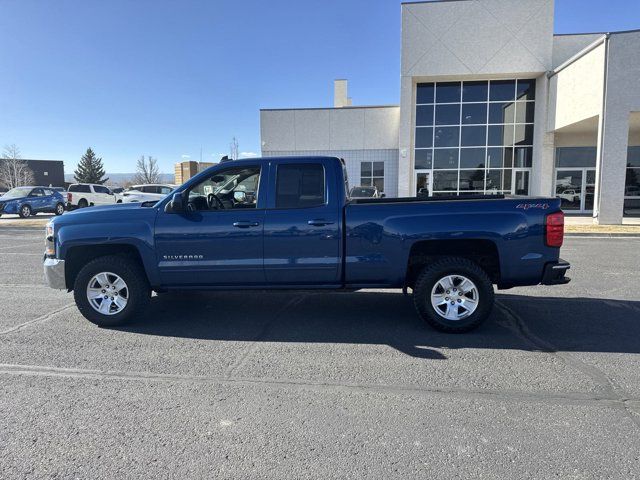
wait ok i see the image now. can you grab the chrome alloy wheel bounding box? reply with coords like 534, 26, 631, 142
86, 272, 129, 316
430, 274, 479, 321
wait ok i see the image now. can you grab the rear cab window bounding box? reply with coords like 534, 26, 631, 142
275, 164, 325, 209
69, 184, 91, 193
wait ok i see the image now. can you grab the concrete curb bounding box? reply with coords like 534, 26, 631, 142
565, 233, 640, 238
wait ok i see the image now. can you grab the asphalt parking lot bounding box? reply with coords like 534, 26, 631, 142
0, 229, 639, 479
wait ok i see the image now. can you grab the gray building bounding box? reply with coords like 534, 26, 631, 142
0, 159, 65, 190
260, 0, 640, 224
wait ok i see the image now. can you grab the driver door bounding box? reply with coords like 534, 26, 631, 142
154, 164, 266, 287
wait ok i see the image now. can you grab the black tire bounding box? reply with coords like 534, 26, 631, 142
413, 257, 494, 333
18, 204, 31, 218
78, 198, 88, 208
73, 255, 150, 327
54, 203, 65, 215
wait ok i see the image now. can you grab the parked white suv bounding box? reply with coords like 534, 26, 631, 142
117, 184, 175, 203
66, 183, 116, 209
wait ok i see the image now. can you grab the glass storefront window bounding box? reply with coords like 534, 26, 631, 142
556, 147, 597, 168
433, 171, 458, 191
414, 79, 534, 196
361, 161, 385, 192
626, 147, 640, 213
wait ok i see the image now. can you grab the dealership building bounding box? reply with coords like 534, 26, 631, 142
260, 0, 640, 224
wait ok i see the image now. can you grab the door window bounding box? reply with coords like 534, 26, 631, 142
275, 164, 325, 209
514, 171, 530, 195
30, 188, 45, 197
94, 185, 111, 194
416, 172, 431, 197
188, 166, 261, 211
555, 170, 583, 210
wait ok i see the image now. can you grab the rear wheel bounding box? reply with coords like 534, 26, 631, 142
413, 257, 494, 333
78, 198, 88, 208
18, 204, 31, 218
73, 255, 150, 327
54, 203, 65, 215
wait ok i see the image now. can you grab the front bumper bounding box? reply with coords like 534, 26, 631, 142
541, 259, 571, 285
44, 258, 66, 289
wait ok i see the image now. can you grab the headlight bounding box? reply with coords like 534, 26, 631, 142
45, 224, 55, 256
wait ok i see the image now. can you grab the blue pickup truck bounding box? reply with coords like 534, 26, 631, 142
43, 156, 570, 333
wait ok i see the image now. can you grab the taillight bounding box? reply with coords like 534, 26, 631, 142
545, 211, 564, 247
67, 192, 72, 202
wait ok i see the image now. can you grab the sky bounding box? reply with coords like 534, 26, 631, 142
1, 0, 639, 174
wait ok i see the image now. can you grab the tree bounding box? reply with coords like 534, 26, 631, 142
74, 148, 108, 184
0, 144, 35, 189
133, 155, 160, 184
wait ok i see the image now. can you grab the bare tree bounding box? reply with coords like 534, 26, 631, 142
230, 137, 239, 160
133, 155, 160, 184
0, 144, 35, 189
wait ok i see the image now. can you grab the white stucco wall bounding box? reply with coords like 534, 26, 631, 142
260, 106, 401, 197
548, 41, 606, 132
401, 0, 554, 78
555, 130, 599, 147
596, 31, 640, 223
260, 106, 400, 152
552, 33, 605, 68
398, 0, 555, 197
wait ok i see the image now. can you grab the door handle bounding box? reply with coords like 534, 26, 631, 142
307, 219, 334, 227
233, 221, 260, 228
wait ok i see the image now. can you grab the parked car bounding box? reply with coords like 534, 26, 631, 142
0, 186, 65, 218
417, 187, 430, 199
110, 187, 125, 200
556, 189, 580, 203
66, 183, 116, 210
349, 186, 384, 199
117, 184, 175, 203
43, 156, 570, 333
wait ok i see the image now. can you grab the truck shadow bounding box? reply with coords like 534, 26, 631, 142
118, 291, 640, 360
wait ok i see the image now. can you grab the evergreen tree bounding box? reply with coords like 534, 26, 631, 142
74, 148, 108, 184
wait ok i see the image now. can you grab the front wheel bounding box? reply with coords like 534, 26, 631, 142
18, 204, 31, 218
73, 255, 150, 327
413, 257, 494, 333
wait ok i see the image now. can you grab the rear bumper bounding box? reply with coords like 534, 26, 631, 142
44, 257, 66, 290
541, 259, 571, 285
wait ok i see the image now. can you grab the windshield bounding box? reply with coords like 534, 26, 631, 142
350, 187, 375, 197
2, 187, 32, 199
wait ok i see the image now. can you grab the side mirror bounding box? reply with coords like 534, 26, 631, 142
233, 191, 247, 204
380, 193, 386, 198
165, 192, 184, 213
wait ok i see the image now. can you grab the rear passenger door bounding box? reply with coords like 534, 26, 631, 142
263, 159, 342, 285
92, 185, 114, 205
28, 188, 46, 212
42, 189, 56, 210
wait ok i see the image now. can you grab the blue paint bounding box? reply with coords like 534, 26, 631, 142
49, 157, 565, 291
